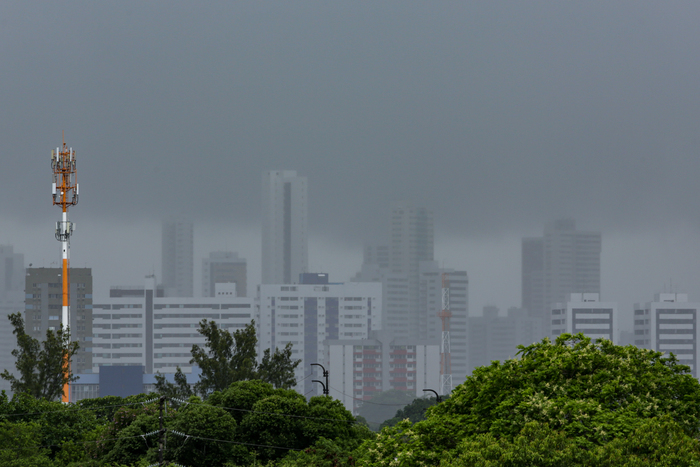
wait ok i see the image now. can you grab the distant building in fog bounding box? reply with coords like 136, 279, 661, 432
25, 267, 93, 374
202, 251, 247, 297
354, 203, 434, 341
0, 246, 24, 394
262, 170, 308, 284
468, 306, 544, 374
418, 261, 469, 384
161, 219, 193, 297
551, 293, 618, 343
522, 219, 601, 332
634, 293, 700, 377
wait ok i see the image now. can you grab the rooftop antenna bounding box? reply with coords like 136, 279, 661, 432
51, 133, 79, 403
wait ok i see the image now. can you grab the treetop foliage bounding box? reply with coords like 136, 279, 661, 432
155, 319, 301, 399
0, 312, 79, 401
428, 333, 700, 446
351, 333, 700, 466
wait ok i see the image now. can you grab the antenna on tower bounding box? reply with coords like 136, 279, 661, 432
51, 135, 79, 403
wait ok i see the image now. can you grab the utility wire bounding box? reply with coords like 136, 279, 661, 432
169, 429, 300, 451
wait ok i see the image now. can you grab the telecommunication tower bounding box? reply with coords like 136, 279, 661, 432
438, 272, 452, 395
51, 134, 79, 403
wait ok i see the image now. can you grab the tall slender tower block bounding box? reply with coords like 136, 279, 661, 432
51, 135, 79, 402
261, 171, 308, 284
161, 219, 194, 297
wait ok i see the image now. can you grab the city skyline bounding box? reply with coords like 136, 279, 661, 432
2, 2, 700, 338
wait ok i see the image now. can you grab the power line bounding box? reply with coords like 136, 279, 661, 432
170, 429, 300, 451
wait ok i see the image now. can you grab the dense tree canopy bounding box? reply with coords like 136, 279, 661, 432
353, 333, 700, 466
0, 312, 79, 401
0, 380, 370, 466
3, 332, 700, 466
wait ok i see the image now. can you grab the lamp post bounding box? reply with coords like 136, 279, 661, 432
311, 363, 329, 396
422, 388, 441, 403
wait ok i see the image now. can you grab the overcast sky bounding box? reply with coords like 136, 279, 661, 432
2, 2, 700, 324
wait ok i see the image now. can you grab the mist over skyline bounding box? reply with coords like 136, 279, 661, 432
2, 2, 700, 329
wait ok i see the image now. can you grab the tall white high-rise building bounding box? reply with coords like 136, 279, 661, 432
262, 170, 308, 284
522, 219, 601, 331
161, 219, 194, 297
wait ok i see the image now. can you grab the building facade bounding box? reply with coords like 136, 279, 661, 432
634, 293, 700, 377
24, 267, 93, 374
257, 276, 382, 396
551, 293, 618, 342
161, 219, 194, 297
468, 306, 544, 374
327, 332, 440, 414
92, 276, 254, 373
0, 246, 24, 394
388, 203, 434, 340
522, 219, 601, 332
261, 170, 308, 284
202, 251, 247, 297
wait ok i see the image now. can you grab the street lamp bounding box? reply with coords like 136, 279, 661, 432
422, 388, 441, 403
311, 363, 329, 396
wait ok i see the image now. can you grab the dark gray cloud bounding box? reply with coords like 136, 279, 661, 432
2, 2, 700, 313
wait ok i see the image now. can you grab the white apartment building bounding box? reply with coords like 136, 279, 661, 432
257, 277, 382, 396
328, 332, 440, 414
551, 293, 618, 342
261, 170, 308, 284
634, 293, 700, 377
93, 276, 254, 373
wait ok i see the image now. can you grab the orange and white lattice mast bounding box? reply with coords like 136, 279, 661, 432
438, 273, 452, 396
51, 133, 79, 403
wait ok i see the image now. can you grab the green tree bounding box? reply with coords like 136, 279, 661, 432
0, 420, 52, 467
155, 319, 301, 398
354, 334, 700, 466
192, 319, 259, 396
168, 403, 250, 467
153, 366, 194, 400
258, 342, 301, 390
0, 312, 79, 401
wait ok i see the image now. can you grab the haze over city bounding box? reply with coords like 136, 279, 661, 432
3, 1, 700, 333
